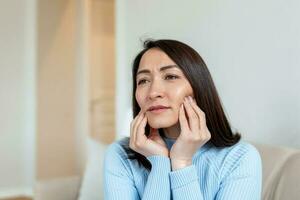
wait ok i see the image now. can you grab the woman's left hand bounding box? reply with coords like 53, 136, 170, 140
170, 96, 211, 170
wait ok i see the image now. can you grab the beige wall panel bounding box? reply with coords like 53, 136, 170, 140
89, 0, 115, 144
37, 0, 77, 180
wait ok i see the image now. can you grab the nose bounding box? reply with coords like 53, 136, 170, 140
148, 78, 165, 100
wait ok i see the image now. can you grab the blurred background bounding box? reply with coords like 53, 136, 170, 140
0, 0, 299, 199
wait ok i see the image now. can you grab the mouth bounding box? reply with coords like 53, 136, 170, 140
147, 105, 170, 114
148, 108, 170, 114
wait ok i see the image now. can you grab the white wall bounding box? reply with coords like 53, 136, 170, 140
116, 0, 300, 147
0, 0, 35, 197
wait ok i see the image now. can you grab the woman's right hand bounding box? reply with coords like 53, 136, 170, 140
129, 111, 169, 158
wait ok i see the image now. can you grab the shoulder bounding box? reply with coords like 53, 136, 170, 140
223, 141, 261, 164
104, 137, 129, 161
202, 140, 261, 162
204, 140, 261, 162
103, 138, 137, 184
197, 141, 261, 181
104, 137, 132, 172
215, 141, 262, 180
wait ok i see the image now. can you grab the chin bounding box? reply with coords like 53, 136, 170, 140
148, 117, 177, 129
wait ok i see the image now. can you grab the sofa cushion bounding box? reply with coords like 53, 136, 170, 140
253, 143, 299, 200
78, 138, 108, 200
273, 152, 300, 200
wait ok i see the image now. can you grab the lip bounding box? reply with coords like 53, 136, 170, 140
147, 105, 170, 114
148, 108, 170, 114
147, 105, 169, 111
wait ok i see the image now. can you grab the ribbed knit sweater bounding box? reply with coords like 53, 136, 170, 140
103, 137, 262, 199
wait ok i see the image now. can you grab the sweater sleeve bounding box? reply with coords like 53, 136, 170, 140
169, 165, 204, 200
215, 143, 262, 200
104, 142, 171, 200
143, 155, 171, 199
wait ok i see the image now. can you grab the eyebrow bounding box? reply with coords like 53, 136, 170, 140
136, 65, 179, 76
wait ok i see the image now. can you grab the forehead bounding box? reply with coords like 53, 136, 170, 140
138, 48, 177, 71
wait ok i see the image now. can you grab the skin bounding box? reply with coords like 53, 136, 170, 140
129, 48, 211, 170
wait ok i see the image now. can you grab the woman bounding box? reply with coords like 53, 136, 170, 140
104, 39, 262, 199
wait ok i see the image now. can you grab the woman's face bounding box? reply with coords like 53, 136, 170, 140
135, 48, 194, 128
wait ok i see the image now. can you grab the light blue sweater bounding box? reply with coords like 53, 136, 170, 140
103, 137, 262, 199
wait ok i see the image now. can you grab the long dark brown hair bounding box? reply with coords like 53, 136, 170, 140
120, 39, 241, 170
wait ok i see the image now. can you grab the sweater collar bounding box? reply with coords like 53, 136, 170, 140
162, 136, 212, 154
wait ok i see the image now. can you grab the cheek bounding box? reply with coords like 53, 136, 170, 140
171, 85, 193, 104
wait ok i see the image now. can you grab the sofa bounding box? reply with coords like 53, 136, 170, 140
34, 140, 300, 200
254, 142, 300, 199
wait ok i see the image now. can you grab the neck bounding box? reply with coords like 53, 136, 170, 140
163, 122, 180, 139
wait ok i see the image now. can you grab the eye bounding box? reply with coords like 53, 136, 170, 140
137, 79, 148, 85
165, 74, 179, 80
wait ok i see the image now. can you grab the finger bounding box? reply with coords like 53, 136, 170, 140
130, 110, 142, 132
184, 97, 199, 131
131, 110, 143, 128
136, 114, 147, 142
188, 96, 206, 129
130, 111, 144, 143
179, 104, 189, 132
133, 112, 145, 140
